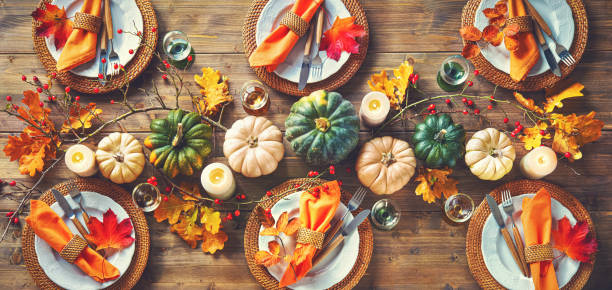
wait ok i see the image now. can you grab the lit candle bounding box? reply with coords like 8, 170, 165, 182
201, 163, 236, 200
359, 91, 390, 127
64, 144, 98, 177
519, 146, 558, 179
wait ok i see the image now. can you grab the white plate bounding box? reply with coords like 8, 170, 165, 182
46, 0, 143, 77
255, 0, 351, 83
258, 191, 359, 290
35, 191, 136, 289
474, 0, 574, 76
481, 194, 580, 290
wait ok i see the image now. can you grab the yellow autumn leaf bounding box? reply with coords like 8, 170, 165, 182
391, 60, 413, 107
514, 92, 543, 114
200, 206, 221, 234
368, 61, 414, 110
368, 70, 395, 100
254, 241, 282, 267
170, 210, 203, 248
414, 168, 458, 203
61, 102, 102, 133
550, 111, 604, 160
543, 82, 584, 113
519, 122, 551, 150
201, 229, 228, 254
194, 67, 232, 117
154, 194, 195, 224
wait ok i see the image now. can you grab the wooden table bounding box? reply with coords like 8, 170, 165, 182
0, 0, 610, 288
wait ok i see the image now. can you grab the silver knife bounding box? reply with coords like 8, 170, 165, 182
297, 24, 316, 90
313, 209, 370, 266
486, 194, 528, 276
533, 25, 561, 77
98, 21, 108, 85
51, 189, 96, 249
68, 186, 90, 225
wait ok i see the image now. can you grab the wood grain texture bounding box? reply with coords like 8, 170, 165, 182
0, 0, 610, 289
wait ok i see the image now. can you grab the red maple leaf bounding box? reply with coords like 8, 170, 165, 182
551, 217, 597, 263
86, 209, 135, 256
320, 16, 366, 61
32, 3, 73, 49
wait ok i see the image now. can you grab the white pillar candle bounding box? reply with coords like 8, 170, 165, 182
519, 146, 558, 179
359, 91, 390, 127
65, 144, 98, 177
201, 163, 236, 200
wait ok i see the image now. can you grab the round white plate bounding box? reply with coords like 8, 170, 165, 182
474, 0, 574, 76
258, 191, 359, 290
255, 0, 351, 83
46, 0, 143, 78
481, 194, 580, 290
35, 191, 136, 290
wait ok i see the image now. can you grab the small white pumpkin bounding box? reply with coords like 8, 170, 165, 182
96, 132, 145, 184
465, 128, 515, 181
356, 136, 417, 195
223, 116, 284, 178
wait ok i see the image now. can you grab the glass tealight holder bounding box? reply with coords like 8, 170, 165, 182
437, 55, 471, 92
444, 193, 475, 223
240, 80, 271, 116
370, 198, 400, 230
162, 30, 194, 69
132, 183, 162, 212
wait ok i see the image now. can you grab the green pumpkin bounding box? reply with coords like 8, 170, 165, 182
285, 90, 360, 165
144, 109, 212, 178
411, 114, 465, 168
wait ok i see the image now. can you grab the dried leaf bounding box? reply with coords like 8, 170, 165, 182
414, 168, 458, 203
283, 218, 300, 236
201, 229, 228, 254
514, 92, 544, 114
200, 206, 221, 234
260, 227, 280, 236
519, 122, 551, 150
543, 82, 584, 113
503, 23, 520, 37
194, 67, 232, 117
495, 1, 508, 15
154, 194, 195, 224
483, 25, 503, 46
170, 210, 202, 248
31, 3, 73, 49
551, 217, 597, 263
320, 16, 366, 61
550, 112, 604, 160
459, 26, 483, 41
462, 42, 481, 59
276, 212, 289, 233
489, 16, 506, 27
255, 206, 275, 228
504, 35, 520, 52
368, 70, 396, 103
483, 8, 502, 19
179, 181, 203, 201
259, 211, 299, 237
61, 102, 102, 133
390, 60, 413, 107
85, 209, 134, 256
254, 241, 282, 267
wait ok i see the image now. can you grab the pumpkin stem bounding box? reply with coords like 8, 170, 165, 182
434, 129, 447, 142
380, 152, 396, 166
314, 117, 330, 132
172, 123, 184, 147
247, 135, 258, 148
490, 148, 503, 158
112, 152, 124, 162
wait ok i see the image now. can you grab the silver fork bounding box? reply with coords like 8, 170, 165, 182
104, 0, 120, 76
501, 190, 530, 277
310, 9, 325, 81
553, 40, 576, 67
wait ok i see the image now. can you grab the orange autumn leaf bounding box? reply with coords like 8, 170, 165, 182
489, 16, 506, 27
154, 194, 195, 224
550, 112, 604, 160
494, 1, 508, 15
194, 67, 232, 117
255, 241, 282, 267
179, 181, 203, 201
61, 102, 102, 133
462, 42, 481, 59
259, 211, 300, 237
543, 82, 584, 113
514, 92, 544, 114
255, 206, 275, 228
414, 168, 458, 203
483, 25, 503, 46
503, 23, 520, 37
483, 8, 502, 19
504, 35, 520, 52
320, 16, 366, 61
32, 3, 73, 49
551, 217, 597, 263
460, 26, 483, 41
85, 209, 134, 256
519, 122, 551, 150
171, 210, 203, 248
201, 229, 228, 254
260, 227, 280, 236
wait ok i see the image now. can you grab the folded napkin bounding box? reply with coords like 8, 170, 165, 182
26, 200, 119, 283
279, 180, 341, 287
521, 188, 559, 290
508, 0, 540, 82
248, 0, 323, 72
57, 0, 102, 72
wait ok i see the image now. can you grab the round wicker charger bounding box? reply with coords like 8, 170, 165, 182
22, 178, 150, 290
32, 0, 158, 94
243, 0, 369, 97
461, 0, 588, 91
244, 178, 374, 289
466, 179, 595, 289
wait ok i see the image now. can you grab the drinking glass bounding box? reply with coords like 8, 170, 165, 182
444, 193, 474, 223
132, 183, 162, 212
240, 80, 270, 116
437, 55, 471, 92
162, 30, 194, 69
370, 198, 400, 230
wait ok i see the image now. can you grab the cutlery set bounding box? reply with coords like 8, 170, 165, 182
98, 0, 120, 85
298, 6, 326, 90
52, 186, 96, 250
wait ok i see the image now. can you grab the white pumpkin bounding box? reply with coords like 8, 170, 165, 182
465, 128, 515, 180
223, 116, 284, 178
356, 136, 417, 195
96, 132, 145, 184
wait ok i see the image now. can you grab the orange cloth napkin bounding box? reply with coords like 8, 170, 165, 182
25, 200, 120, 283
521, 188, 559, 290
279, 180, 341, 287
508, 0, 540, 81
248, 0, 323, 72
56, 0, 102, 72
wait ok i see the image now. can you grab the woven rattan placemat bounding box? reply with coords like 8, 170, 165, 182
32, 0, 158, 94
466, 179, 595, 289
22, 178, 150, 290
243, 0, 369, 97
244, 178, 373, 289
461, 0, 588, 91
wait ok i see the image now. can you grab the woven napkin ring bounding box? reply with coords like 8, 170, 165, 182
297, 227, 324, 249
524, 243, 554, 264
506, 16, 533, 33
59, 235, 88, 263
73, 12, 102, 33
280, 11, 309, 37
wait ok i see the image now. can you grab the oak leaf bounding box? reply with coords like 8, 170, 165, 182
489, 16, 506, 27
154, 194, 195, 224
483, 8, 502, 19
61, 102, 102, 133
551, 217, 597, 263
483, 25, 503, 46
462, 42, 481, 59
32, 3, 73, 49
179, 181, 203, 201
367, 61, 414, 110
519, 121, 551, 150
200, 206, 221, 234
368, 70, 395, 100
550, 112, 603, 160
320, 16, 366, 61
259, 211, 300, 237
460, 26, 483, 41
171, 210, 203, 248
254, 241, 282, 267
514, 92, 544, 114
543, 82, 584, 113
504, 35, 520, 52
495, 1, 508, 15
85, 209, 134, 256
414, 168, 458, 204
201, 229, 228, 254
503, 23, 520, 37
194, 67, 232, 117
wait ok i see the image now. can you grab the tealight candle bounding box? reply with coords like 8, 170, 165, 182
64, 144, 98, 177
519, 146, 558, 179
201, 163, 236, 200
359, 91, 390, 127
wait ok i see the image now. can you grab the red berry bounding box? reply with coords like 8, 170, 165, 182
413, 74, 419, 82
101, 58, 106, 64
462, 97, 467, 103
165, 186, 171, 193
329, 165, 335, 174
517, 125, 523, 131
503, 117, 509, 123
430, 109, 437, 114
9, 181, 16, 186
266, 191, 272, 196
307, 171, 314, 177
241, 194, 246, 200
490, 95, 494, 100
468, 81, 474, 87
214, 199, 221, 204
12, 217, 18, 224
74, 96, 80, 101
428, 104, 436, 110
236, 195, 242, 200
152, 27, 157, 32
129, 49, 134, 54
265, 208, 271, 214
187, 55, 193, 62
33, 76, 39, 82
43, 84, 49, 90
165, 63, 171, 69
51, 72, 57, 78
323, 184, 330, 190
540, 130, 547, 136
474, 109, 480, 114
36, 87, 43, 93
51, 96, 57, 101
474, 69, 480, 76
345, 167, 351, 173
163, 196, 168, 201
294, 184, 300, 188
462, 109, 468, 115
38, 101, 43, 107
5, 211, 13, 217
445, 98, 451, 104
110, 100, 115, 104
117, 29, 123, 34
21, 75, 26, 81
234, 210, 240, 217
487, 105, 493, 110
12, 104, 18, 110
163, 60, 168, 65
511, 132, 517, 137
515, 121, 521, 127
94, 87, 100, 93
114, 63, 119, 70
137, 31, 142, 36
65, 87, 70, 93
162, 74, 168, 80
48, 96, 53, 101
5, 95, 11, 101
98, 73, 104, 79
467, 100, 473, 106
151, 176, 157, 181
338, 180, 343, 186
564, 152, 571, 158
